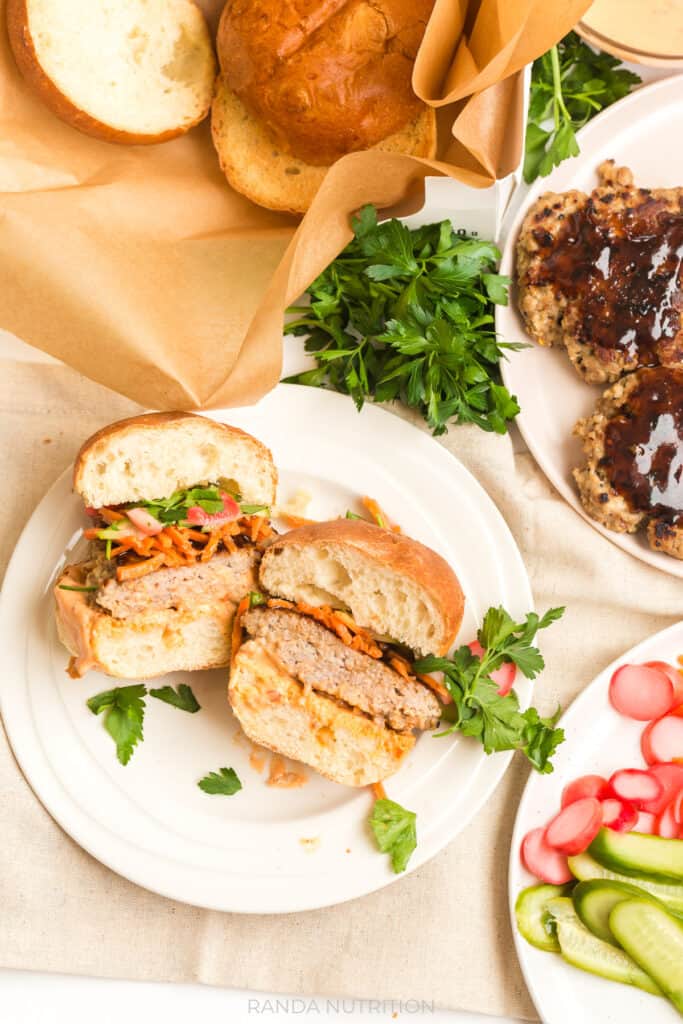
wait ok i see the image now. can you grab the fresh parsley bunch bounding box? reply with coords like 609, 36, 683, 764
415, 606, 566, 774
524, 32, 640, 184
285, 205, 522, 436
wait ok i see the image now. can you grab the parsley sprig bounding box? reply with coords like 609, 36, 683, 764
415, 606, 565, 774
198, 767, 242, 796
524, 33, 640, 184
370, 798, 417, 873
284, 205, 522, 436
87, 682, 201, 764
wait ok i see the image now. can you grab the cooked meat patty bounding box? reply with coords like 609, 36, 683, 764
92, 547, 259, 618
573, 366, 683, 559
243, 606, 441, 733
517, 161, 683, 384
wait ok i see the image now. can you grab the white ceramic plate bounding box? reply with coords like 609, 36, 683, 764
0, 384, 532, 913
498, 75, 683, 579
509, 620, 683, 1024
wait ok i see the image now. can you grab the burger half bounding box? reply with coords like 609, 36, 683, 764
229, 520, 465, 785
55, 412, 277, 679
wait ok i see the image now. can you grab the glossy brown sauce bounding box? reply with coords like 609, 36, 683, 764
601, 368, 683, 519
531, 192, 683, 361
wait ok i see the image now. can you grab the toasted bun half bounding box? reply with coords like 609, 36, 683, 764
229, 640, 414, 786
211, 77, 437, 215
55, 565, 234, 679
7, 0, 216, 145
216, 0, 434, 167
259, 520, 464, 656
73, 412, 277, 509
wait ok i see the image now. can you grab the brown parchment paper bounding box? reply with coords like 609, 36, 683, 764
0, 0, 591, 410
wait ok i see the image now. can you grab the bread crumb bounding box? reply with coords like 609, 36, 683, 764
267, 753, 307, 788
249, 745, 267, 774
274, 488, 312, 519
43, 438, 52, 444
299, 836, 320, 852
345, 848, 351, 854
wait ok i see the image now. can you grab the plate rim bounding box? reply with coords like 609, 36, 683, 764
507, 618, 683, 1023
498, 74, 683, 580
0, 384, 533, 913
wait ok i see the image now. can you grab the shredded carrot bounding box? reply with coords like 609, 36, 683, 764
232, 595, 251, 658
388, 654, 413, 679
182, 529, 209, 544
100, 507, 126, 524
116, 552, 165, 582
200, 528, 224, 563
417, 672, 452, 705
280, 513, 318, 528
250, 515, 263, 543
371, 782, 387, 800
83, 527, 102, 540
361, 496, 401, 533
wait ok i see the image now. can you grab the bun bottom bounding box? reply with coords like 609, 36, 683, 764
228, 639, 414, 786
211, 77, 438, 215
55, 568, 234, 679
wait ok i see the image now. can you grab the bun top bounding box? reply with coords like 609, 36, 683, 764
259, 518, 464, 656
74, 412, 277, 509
217, 0, 434, 166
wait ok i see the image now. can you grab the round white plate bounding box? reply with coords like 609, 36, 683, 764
498, 75, 683, 579
509, 620, 683, 1024
0, 384, 532, 913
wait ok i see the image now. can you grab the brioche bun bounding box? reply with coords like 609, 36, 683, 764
211, 76, 436, 215
6, 0, 216, 145
229, 640, 414, 786
73, 412, 277, 509
259, 519, 464, 656
216, 0, 434, 167
55, 565, 234, 679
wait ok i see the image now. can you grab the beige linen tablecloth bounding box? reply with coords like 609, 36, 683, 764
1, 356, 682, 1020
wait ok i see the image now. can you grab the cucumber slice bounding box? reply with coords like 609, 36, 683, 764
590, 827, 683, 883
573, 880, 669, 945
546, 898, 662, 997
515, 884, 572, 951
569, 852, 683, 913
609, 899, 683, 1013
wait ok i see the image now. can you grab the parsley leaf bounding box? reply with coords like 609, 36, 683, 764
414, 606, 565, 773
87, 685, 147, 766
117, 483, 269, 527
198, 767, 242, 796
524, 33, 640, 184
149, 684, 200, 714
284, 208, 522, 436
369, 798, 417, 873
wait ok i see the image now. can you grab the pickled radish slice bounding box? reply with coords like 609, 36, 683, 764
674, 790, 683, 826
545, 798, 603, 855
609, 768, 663, 808
561, 775, 611, 808
467, 640, 516, 696
127, 507, 163, 536
609, 664, 674, 721
657, 801, 682, 839
641, 763, 683, 814
521, 827, 573, 884
633, 811, 656, 834
642, 716, 683, 766
600, 798, 638, 832
645, 661, 683, 706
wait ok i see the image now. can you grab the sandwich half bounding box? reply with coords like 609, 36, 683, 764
55, 412, 277, 679
229, 520, 464, 786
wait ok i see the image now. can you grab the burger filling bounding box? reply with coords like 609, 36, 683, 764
73, 482, 274, 618
240, 603, 443, 734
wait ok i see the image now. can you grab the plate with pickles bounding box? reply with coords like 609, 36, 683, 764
509, 621, 683, 1022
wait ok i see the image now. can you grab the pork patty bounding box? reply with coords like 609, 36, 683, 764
573, 366, 683, 559
517, 161, 683, 384
93, 547, 259, 618
243, 607, 441, 733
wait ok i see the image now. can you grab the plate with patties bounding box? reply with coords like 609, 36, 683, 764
498, 75, 683, 577
0, 385, 533, 913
